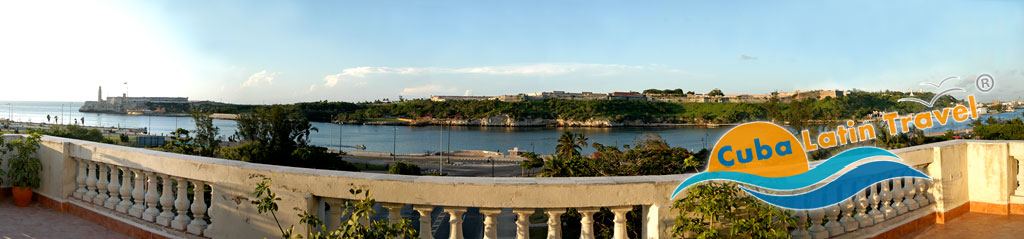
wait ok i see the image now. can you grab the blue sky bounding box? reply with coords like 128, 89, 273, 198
1, 0, 1022, 103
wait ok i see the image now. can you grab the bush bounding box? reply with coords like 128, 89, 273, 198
251, 176, 416, 239
672, 182, 794, 239
5, 133, 43, 188
387, 162, 421, 175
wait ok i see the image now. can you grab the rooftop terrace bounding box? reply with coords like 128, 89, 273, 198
2, 136, 1024, 238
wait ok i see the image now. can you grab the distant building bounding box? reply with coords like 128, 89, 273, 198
430, 96, 495, 102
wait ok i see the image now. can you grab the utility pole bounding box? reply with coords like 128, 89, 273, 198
446, 121, 451, 163
439, 123, 443, 175
392, 127, 397, 161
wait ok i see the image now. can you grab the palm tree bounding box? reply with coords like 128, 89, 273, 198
556, 131, 588, 158
46, 115, 51, 123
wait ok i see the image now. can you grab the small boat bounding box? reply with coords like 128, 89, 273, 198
354, 144, 366, 150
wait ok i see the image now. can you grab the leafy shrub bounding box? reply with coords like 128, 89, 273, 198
672, 182, 794, 239
5, 133, 43, 188
387, 162, 421, 175
251, 176, 416, 239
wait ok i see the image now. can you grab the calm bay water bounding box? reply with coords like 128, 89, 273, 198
1, 101, 1019, 155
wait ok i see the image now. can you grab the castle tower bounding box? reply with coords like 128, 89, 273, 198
98, 86, 102, 101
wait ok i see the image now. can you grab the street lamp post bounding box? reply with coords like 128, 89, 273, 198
392, 127, 397, 161
439, 123, 443, 175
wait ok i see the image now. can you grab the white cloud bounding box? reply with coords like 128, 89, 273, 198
401, 84, 456, 95
322, 63, 702, 88
463, 89, 472, 96
241, 70, 278, 88
308, 84, 317, 92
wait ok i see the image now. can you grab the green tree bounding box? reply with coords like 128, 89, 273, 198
518, 152, 544, 176
556, 131, 588, 158
191, 110, 221, 157
46, 115, 50, 123
165, 128, 196, 155
226, 106, 356, 171
708, 89, 724, 97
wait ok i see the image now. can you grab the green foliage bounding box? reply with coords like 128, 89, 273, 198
556, 131, 588, 158
165, 128, 196, 155
191, 110, 221, 157
119, 133, 130, 144
5, 133, 44, 188
225, 106, 356, 171
34, 124, 113, 144
589, 134, 704, 176
672, 182, 794, 239
387, 162, 422, 175
708, 89, 724, 97
973, 117, 1024, 140
334, 90, 957, 125
251, 177, 416, 239
518, 152, 544, 176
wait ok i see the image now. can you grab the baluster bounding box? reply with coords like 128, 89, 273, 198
205, 196, 214, 237
129, 169, 146, 218
93, 162, 109, 205
171, 177, 191, 230
824, 203, 842, 236
382, 203, 403, 239
868, 183, 884, 223
143, 172, 160, 222
807, 208, 828, 239
413, 205, 434, 239
903, 178, 919, 211
187, 180, 209, 235
445, 207, 467, 239
74, 158, 86, 199
544, 209, 564, 239
854, 187, 873, 227
840, 197, 857, 232
880, 180, 896, 219
157, 174, 176, 226
116, 166, 133, 213
578, 208, 599, 239
84, 161, 97, 202
915, 177, 929, 206
513, 209, 533, 239
104, 164, 121, 209
891, 178, 907, 214
480, 208, 502, 239
791, 210, 810, 239
383, 203, 404, 224
610, 206, 631, 239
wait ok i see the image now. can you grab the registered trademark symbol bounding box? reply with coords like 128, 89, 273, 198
976, 74, 994, 93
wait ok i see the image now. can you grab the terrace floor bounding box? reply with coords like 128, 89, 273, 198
904, 212, 1024, 239
0, 198, 129, 239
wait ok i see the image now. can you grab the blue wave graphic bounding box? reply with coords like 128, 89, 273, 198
740, 160, 930, 209
670, 147, 898, 199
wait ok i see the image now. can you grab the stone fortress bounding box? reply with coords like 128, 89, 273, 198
79, 86, 189, 114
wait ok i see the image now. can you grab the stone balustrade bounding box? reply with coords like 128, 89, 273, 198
7, 135, 1024, 239
71, 157, 213, 237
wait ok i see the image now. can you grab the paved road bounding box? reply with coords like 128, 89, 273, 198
343, 156, 529, 177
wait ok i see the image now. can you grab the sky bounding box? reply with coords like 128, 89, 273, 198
1, 0, 1022, 104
